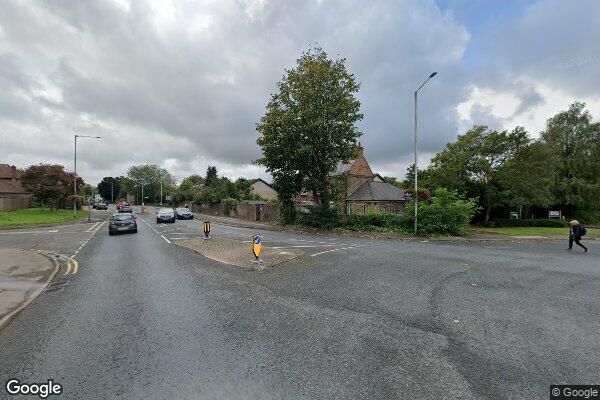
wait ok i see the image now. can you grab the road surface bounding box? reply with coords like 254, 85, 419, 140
0, 207, 598, 399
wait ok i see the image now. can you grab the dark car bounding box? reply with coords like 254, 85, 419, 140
108, 213, 137, 235
119, 205, 133, 213
156, 208, 176, 223
175, 207, 193, 220
96, 202, 108, 210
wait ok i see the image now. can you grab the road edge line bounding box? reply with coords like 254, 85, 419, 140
0, 251, 60, 331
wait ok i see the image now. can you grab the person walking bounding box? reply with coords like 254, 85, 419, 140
567, 220, 588, 252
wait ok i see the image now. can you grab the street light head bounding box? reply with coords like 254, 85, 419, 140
429, 72, 438, 78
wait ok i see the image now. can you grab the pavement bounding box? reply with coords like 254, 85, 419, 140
0, 249, 58, 329
0, 205, 598, 399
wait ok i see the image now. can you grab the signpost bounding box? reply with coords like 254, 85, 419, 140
203, 221, 211, 240
549, 210, 561, 219
251, 234, 262, 263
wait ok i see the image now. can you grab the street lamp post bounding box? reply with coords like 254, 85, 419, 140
160, 180, 163, 206
413, 72, 437, 235
73, 134, 102, 216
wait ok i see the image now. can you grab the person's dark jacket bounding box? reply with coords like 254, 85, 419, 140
570, 225, 584, 238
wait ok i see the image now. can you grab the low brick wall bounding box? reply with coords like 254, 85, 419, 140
192, 202, 279, 222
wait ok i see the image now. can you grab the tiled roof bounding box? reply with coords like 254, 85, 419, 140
347, 181, 407, 201
0, 180, 27, 194
0, 164, 20, 179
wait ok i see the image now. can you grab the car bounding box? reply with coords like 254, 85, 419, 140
156, 208, 176, 223
119, 205, 133, 213
175, 207, 193, 220
96, 202, 108, 210
108, 213, 137, 235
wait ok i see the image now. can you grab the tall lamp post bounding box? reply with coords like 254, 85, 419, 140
73, 134, 102, 216
413, 72, 437, 235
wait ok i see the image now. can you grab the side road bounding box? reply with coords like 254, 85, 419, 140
0, 249, 59, 330
192, 212, 600, 242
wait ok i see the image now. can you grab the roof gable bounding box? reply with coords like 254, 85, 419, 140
347, 181, 407, 201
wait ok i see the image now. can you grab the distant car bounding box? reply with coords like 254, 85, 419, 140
156, 208, 176, 223
119, 205, 133, 213
96, 202, 108, 210
108, 213, 137, 235
175, 207, 193, 220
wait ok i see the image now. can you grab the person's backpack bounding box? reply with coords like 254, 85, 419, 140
580, 226, 587, 236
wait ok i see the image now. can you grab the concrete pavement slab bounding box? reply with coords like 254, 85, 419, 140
0, 249, 59, 329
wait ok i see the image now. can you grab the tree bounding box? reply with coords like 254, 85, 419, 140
97, 176, 124, 202
256, 47, 363, 216
175, 175, 204, 202
427, 125, 529, 221
21, 164, 81, 210
540, 102, 600, 211
126, 164, 175, 204
205, 166, 218, 187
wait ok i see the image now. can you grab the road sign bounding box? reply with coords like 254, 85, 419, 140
252, 235, 262, 259
203, 221, 211, 239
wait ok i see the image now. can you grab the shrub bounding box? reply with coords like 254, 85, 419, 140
414, 188, 478, 236
296, 205, 340, 230
223, 197, 238, 215
481, 218, 567, 228
342, 213, 411, 233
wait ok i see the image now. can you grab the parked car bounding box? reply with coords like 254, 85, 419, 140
108, 213, 137, 235
156, 208, 176, 223
175, 207, 193, 220
96, 202, 108, 210
119, 205, 133, 213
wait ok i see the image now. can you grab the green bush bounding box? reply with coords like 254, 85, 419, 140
223, 197, 238, 215
481, 218, 567, 228
342, 213, 411, 232
574, 210, 600, 225
415, 188, 478, 236
297, 206, 340, 230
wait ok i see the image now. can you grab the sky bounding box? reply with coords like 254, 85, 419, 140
1, 0, 599, 185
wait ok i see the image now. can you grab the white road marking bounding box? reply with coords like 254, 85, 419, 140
64, 260, 72, 275
0, 230, 60, 235
272, 245, 338, 249
310, 245, 366, 257
161, 235, 171, 244
72, 221, 105, 258
86, 222, 100, 232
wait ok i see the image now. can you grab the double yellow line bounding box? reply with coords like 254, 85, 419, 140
63, 257, 79, 275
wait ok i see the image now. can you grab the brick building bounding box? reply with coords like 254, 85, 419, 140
296, 145, 408, 214
0, 164, 33, 211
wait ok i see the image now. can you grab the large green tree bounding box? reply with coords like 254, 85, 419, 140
427, 125, 529, 221
256, 47, 363, 220
97, 176, 125, 202
540, 102, 600, 210
125, 164, 175, 204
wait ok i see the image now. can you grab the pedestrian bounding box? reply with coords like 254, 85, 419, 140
567, 220, 588, 252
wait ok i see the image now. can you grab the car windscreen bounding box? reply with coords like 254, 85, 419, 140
159, 209, 173, 214
113, 214, 133, 221
176, 208, 190, 213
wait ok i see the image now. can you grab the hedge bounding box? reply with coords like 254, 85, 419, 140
481, 218, 567, 228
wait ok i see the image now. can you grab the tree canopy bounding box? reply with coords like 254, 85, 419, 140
256, 47, 363, 221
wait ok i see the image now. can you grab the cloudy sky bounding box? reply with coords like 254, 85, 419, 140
2, 0, 599, 185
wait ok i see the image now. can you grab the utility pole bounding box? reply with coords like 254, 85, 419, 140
73, 134, 102, 216
88, 186, 93, 222
160, 180, 163, 206
413, 72, 437, 235
111, 182, 114, 204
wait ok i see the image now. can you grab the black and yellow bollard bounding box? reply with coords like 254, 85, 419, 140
251, 234, 263, 264
203, 221, 211, 240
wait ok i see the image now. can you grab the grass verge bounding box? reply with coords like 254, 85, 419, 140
472, 226, 600, 237
0, 208, 87, 227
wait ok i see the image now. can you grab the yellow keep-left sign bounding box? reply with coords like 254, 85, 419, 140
252, 235, 262, 258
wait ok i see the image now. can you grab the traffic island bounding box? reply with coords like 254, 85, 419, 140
175, 237, 303, 270
0, 249, 59, 330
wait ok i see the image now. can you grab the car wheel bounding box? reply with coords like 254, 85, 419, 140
109, 231, 114, 236
156, 219, 160, 223
133, 229, 138, 233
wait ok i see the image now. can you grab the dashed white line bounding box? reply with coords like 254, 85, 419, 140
86, 222, 100, 232
310, 245, 366, 257
161, 235, 171, 244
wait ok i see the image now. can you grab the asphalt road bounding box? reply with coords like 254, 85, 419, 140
0, 207, 598, 399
